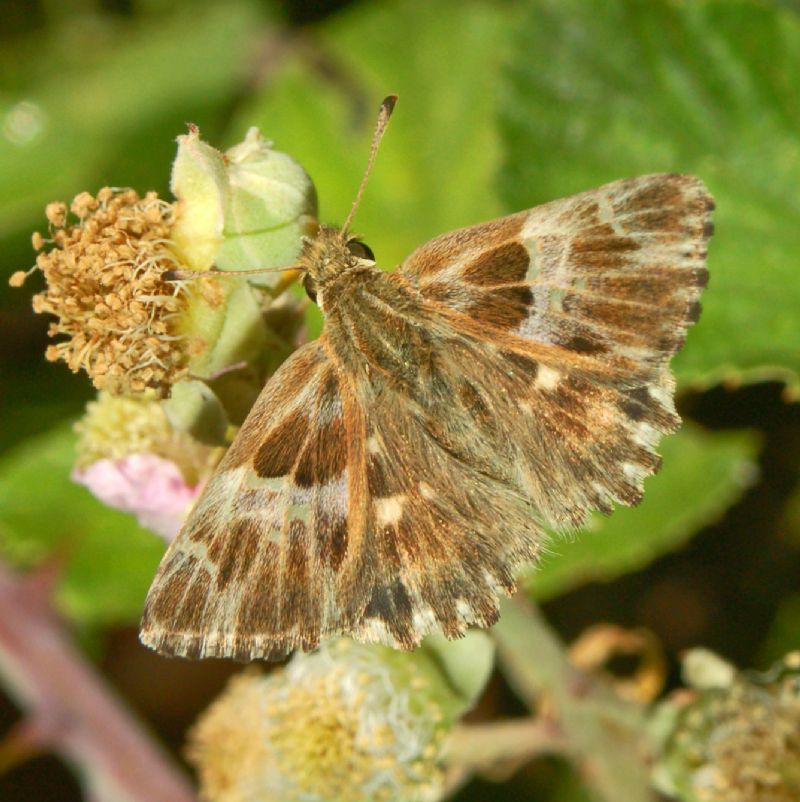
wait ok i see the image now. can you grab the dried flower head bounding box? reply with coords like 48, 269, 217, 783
657, 650, 800, 802
16, 188, 189, 395
187, 639, 462, 802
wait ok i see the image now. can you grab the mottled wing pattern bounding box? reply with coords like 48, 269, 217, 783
400, 173, 713, 526
349, 333, 546, 648
142, 173, 713, 659
140, 340, 368, 660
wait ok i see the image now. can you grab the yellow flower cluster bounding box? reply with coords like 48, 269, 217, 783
74, 391, 218, 486
188, 639, 454, 802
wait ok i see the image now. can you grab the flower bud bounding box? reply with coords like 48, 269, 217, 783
215, 127, 318, 280
163, 125, 316, 437
170, 125, 316, 278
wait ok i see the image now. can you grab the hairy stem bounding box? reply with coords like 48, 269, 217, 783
492, 595, 657, 802
444, 717, 571, 771
0, 561, 195, 802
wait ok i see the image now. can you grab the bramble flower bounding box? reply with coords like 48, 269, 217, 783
11, 124, 316, 529
74, 391, 217, 482
653, 649, 800, 802
72, 392, 220, 539
187, 636, 494, 802
74, 454, 200, 541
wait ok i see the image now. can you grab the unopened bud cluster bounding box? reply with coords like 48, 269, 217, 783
655, 650, 800, 802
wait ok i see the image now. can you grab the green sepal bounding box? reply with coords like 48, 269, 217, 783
162, 379, 229, 447
423, 630, 496, 716
216, 127, 318, 283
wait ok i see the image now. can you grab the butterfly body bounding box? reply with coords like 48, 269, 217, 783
141, 172, 713, 661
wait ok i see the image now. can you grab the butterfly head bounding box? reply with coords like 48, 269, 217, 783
299, 225, 375, 305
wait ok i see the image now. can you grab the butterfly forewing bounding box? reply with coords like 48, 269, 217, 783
141, 341, 366, 659
399, 173, 712, 522
404, 173, 710, 367
141, 172, 713, 660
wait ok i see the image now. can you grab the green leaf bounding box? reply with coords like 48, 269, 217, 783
0, 425, 164, 625
529, 425, 759, 600
760, 593, 800, 665
0, 0, 264, 239
231, 0, 520, 268
500, 0, 800, 393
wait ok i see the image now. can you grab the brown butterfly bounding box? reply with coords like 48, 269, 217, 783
140, 97, 713, 661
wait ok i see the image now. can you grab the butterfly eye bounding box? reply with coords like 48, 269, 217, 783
303, 273, 318, 303
347, 240, 375, 261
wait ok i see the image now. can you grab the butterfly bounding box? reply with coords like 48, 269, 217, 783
140, 97, 713, 661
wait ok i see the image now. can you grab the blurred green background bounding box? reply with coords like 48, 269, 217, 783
1, 0, 799, 800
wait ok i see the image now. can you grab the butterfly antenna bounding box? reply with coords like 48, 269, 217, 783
342, 95, 397, 234
163, 265, 304, 281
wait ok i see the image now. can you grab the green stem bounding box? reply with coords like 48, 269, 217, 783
492, 595, 657, 802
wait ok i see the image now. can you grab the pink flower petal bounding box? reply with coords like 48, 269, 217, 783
73, 454, 201, 542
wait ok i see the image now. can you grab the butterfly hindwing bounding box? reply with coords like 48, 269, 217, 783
353, 359, 544, 647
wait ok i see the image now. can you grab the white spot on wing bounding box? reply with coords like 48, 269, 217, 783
525, 242, 541, 280
288, 501, 310, 524
535, 365, 561, 390
650, 381, 676, 413
598, 190, 625, 235
455, 599, 473, 621
245, 472, 285, 491
412, 606, 437, 633
623, 462, 648, 483
632, 421, 659, 448
359, 617, 397, 646
548, 288, 565, 311
418, 481, 436, 500
375, 494, 406, 527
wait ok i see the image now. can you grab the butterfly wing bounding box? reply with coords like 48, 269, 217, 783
402, 173, 710, 367
397, 173, 713, 525
140, 340, 536, 657
140, 340, 371, 660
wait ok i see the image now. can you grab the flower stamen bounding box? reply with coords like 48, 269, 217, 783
15, 188, 191, 396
